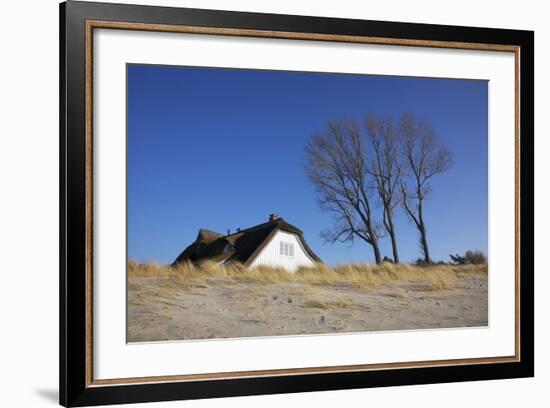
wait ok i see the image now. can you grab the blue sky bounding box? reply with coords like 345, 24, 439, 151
127, 64, 488, 265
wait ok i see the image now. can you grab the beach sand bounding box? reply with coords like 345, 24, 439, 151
127, 272, 488, 342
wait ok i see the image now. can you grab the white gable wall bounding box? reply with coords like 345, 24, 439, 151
248, 230, 316, 272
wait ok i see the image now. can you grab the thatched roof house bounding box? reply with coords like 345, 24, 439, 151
173, 214, 321, 272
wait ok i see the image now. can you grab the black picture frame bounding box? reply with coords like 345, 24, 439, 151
60, 1, 534, 406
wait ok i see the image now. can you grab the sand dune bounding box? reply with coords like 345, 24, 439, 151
127, 266, 487, 342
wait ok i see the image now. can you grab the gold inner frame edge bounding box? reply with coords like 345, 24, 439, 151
84, 19, 521, 388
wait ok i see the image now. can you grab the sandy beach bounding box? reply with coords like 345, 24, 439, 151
127, 267, 488, 342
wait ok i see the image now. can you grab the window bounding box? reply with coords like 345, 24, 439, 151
279, 241, 294, 257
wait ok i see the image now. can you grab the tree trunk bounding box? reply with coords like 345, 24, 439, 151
363, 214, 382, 264
385, 207, 400, 263
361, 196, 382, 264
371, 239, 382, 264
419, 225, 431, 263
388, 229, 399, 264
417, 201, 432, 263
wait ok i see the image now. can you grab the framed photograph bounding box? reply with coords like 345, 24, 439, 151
60, 1, 534, 406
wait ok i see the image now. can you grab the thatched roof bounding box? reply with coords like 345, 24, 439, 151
172, 216, 321, 266
196, 229, 222, 242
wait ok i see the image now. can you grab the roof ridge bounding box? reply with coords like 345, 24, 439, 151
221, 219, 280, 239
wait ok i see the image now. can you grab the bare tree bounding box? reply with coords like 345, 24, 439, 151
399, 113, 454, 264
365, 114, 402, 263
305, 119, 383, 264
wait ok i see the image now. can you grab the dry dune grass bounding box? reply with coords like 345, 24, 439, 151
128, 260, 487, 291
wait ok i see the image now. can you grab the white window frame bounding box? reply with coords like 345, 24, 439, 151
279, 241, 294, 258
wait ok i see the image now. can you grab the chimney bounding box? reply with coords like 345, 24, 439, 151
227, 228, 230, 235
269, 213, 280, 222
